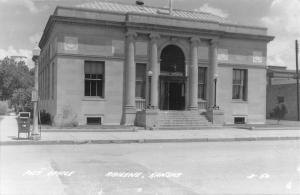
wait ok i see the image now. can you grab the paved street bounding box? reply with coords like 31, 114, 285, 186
1, 141, 300, 195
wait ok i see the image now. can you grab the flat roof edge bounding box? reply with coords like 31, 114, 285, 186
54, 6, 268, 31
39, 6, 274, 47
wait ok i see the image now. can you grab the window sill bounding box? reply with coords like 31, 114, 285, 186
135, 97, 146, 100
232, 99, 248, 103
82, 96, 105, 101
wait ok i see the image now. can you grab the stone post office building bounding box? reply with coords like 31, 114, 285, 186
38, 1, 274, 128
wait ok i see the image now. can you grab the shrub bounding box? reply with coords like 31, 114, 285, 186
39, 110, 52, 125
271, 102, 288, 123
0, 101, 8, 115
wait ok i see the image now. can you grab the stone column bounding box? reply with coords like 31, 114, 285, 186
207, 38, 224, 125
209, 39, 218, 109
123, 31, 137, 125
188, 37, 200, 111
149, 33, 160, 109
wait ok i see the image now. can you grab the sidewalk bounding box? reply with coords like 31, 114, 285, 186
0, 115, 299, 145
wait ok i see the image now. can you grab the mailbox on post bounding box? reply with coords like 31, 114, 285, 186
17, 112, 31, 139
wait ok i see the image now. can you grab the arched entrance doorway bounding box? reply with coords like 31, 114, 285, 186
159, 45, 186, 110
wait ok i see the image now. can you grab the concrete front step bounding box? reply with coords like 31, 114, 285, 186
158, 111, 210, 130
159, 126, 213, 130
159, 121, 208, 125
159, 120, 208, 123
159, 118, 208, 121
160, 123, 208, 126
159, 114, 208, 117
160, 123, 209, 126
159, 114, 206, 117
159, 117, 207, 119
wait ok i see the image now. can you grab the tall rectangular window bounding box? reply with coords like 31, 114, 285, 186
232, 69, 247, 100
198, 67, 207, 100
45, 65, 47, 99
84, 61, 104, 97
47, 65, 49, 99
52, 63, 55, 99
45, 66, 47, 99
48, 65, 50, 99
43, 69, 45, 100
136, 63, 146, 99
43, 66, 46, 100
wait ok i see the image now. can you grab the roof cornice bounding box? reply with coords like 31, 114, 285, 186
39, 6, 274, 48
39, 15, 55, 48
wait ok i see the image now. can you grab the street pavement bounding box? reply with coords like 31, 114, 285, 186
0, 115, 299, 145
1, 141, 300, 195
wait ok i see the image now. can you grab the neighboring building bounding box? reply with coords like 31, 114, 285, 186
267, 66, 300, 121
38, 1, 273, 127
11, 56, 27, 63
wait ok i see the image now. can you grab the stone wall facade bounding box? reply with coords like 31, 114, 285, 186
38, 5, 273, 126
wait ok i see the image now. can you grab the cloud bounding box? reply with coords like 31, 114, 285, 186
0, 46, 34, 67
0, 0, 49, 14
261, 0, 300, 69
194, 3, 228, 18
23, 0, 40, 13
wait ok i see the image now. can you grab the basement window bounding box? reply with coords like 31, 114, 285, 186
234, 117, 245, 124
86, 117, 102, 125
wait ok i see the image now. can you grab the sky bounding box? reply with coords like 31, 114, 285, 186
0, 0, 299, 69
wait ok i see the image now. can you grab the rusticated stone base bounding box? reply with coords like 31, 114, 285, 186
135, 109, 159, 130
207, 108, 225, 125
122, 106, 136, 126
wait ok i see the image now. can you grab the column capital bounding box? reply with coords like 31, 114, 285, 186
126, 31, 137, 40
190, 36, 201, 45
150, 33, 160, 42
210, 38, 219, 47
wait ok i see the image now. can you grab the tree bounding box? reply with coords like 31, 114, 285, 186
10, 88, 32, 113
0, 57, 19, 100
272, 102, 288, 124
16, 60, 34, 89
0, 57, 34, 112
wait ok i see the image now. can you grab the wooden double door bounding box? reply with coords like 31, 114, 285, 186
159, 76, 186, 110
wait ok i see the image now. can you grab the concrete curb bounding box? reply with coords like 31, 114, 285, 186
1, 136, 300, 146
238, 126, 300, 130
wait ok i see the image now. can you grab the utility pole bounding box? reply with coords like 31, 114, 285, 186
296, 40, 299, 121
31, 45, 40, 140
